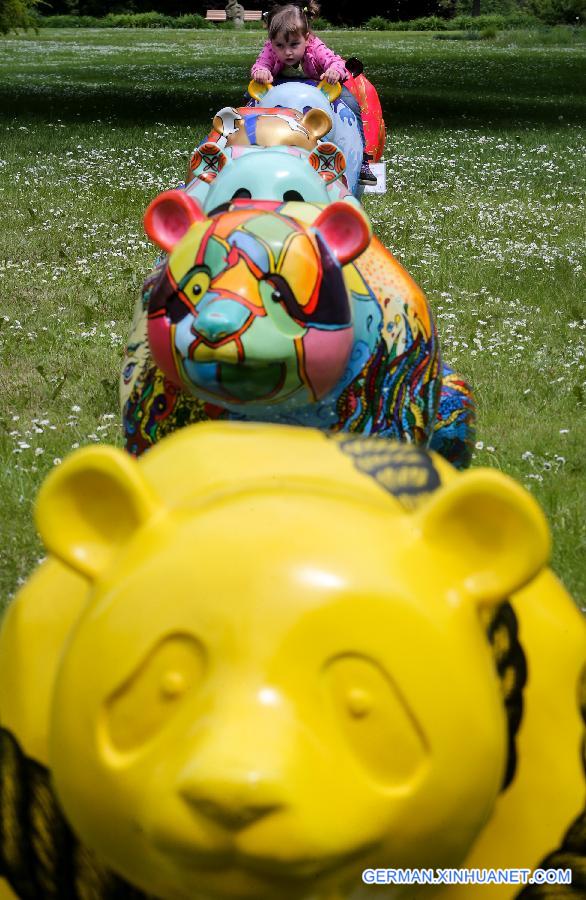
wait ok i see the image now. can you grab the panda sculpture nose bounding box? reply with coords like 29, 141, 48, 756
177, 688, 294, 831
179, 778, 284, 830
194, 299, 249, 344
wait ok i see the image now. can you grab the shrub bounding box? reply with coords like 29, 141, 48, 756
407, 15, 449, 29
37, 13, 99, 26
100, 12, 176, 27
362, 12, 543, 30
35, 10, 574, 30
364, 15, 390, 30
174, 14, 209, 28
1, 0, 40, 32
37, 10, 213, 28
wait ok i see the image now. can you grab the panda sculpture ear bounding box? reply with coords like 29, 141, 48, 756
416, 469, 550, 604
247, 79, 269, 102
144, 189, 207, 253
317, 79, 342, 103
313, 202, 371, 265
35, 447, 162, 580
212, 107, 243, 139
301, 108, 332, 141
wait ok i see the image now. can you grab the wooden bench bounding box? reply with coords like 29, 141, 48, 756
205, 8, 263, 21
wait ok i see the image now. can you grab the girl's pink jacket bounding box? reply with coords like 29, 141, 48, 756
251, 35, 348, 82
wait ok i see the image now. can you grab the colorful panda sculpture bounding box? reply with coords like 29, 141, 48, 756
184, 95, 360, 210
185, 137, 353, 211
121, 193, 475, 466
246, 79, 365, 194
0, 422, 584, 899
185, 81, 366, 205
207, 103, 333, 153
120, 79, 472, 464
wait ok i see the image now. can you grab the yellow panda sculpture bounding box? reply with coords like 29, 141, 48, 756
0, 422, 584, 900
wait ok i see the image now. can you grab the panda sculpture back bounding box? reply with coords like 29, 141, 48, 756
0, 422, 584, 900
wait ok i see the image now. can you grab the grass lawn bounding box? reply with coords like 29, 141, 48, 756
0, 27, 584, 608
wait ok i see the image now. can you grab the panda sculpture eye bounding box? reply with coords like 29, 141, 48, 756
323, 654, 427, 785
103, 633, 206, 753
182, 269, 210, 303
283, 190, 304, 202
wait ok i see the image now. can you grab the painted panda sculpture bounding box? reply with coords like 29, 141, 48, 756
0, 422, 584, 899
245, 78, 366, 194
119, 80, 472, 463
121, 191, 474, 466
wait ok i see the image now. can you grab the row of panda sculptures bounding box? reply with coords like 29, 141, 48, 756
120, 78, 475, 467
0, 77, 584, 900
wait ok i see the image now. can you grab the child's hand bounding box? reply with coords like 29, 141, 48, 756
254, 68, 273, 84
321, 67, 341, 85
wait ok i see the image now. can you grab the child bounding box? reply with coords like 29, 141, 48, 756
251, 0, 377, 185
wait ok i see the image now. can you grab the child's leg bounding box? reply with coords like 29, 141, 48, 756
339, 84, 366, 148
340, 84, 377, 184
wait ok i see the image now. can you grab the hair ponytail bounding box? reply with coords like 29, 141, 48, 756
305, 0, 321, 19
265, 0, 321, 38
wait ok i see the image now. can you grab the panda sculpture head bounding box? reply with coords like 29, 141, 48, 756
247, 81, 362, 192
185, 140, 351, 212
37, 423, 551, 900
207, 105, 333, 153
143, 191, 371, 410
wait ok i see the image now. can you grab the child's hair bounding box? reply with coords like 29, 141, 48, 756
265, 0, 320, 40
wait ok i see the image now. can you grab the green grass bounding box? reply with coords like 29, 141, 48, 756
0, 28, 584, 608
